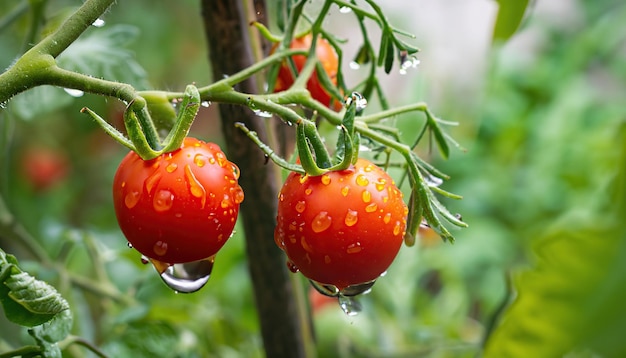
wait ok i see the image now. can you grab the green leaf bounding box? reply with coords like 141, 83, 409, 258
0, 250, 70, 327
492, 0, 529, 43
56, 24, 149, 89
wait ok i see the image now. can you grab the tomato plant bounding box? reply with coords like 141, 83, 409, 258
113, 137, 244, 264
272, 34, 341, 110
274, 158, 407, 292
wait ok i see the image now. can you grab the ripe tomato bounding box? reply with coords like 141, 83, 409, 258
275, 158, 407, 291
273, 34, 341, 110
113, 137, 244, 264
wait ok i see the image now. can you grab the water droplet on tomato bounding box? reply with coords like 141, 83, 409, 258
220, 194, 231, 209
375, 178, 386, 192
232, 186, 244, 204
321, 174, 331, 185
365, 203, 377, 213
355, 174, 369, 186
344, 209, 358, 227
153, 240, 168, 256
193, 154, 206, 167
346, 242, 362, 254
361, 190, 371, 203
184, 165, 207, 208
295, 200, 306, 213
305, 188, 312, 195
124, 190, 140, 209
393, 221, 402, 236
158, 256, 215, 293
311, 211, 332, 233
153, 189, 174, 212
383, 212, 392, 224
286, 260, 299, 273
127, 242, 133, 248
310, 280, 339, 297
341, 279, 376, 297
231, 163, 240, 179
140, 255, 149, 264
144, 171, 162, 194
338, 295, 361, 316
341, 186, 350, 197
165, 162, 178, 173
215, 152, 227, 167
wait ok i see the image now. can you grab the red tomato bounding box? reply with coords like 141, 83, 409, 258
273, 34, 341, 110
21, 147, 69, 191
275, 158, 407, 290
113, 137, 244, 264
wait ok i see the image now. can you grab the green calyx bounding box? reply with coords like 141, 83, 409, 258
296, 92, 362, 176
82, 84, 201, 160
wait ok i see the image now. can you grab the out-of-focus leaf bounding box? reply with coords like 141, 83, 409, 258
8, 86, 73, 120
492, 0, 529, 43
0, 250, 70, 327
483, 124, 626, 357
32, 309, 73, 343
57, 24, 149, 89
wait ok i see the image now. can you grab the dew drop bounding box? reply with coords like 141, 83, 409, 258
383, 212, 392, 224
220, 194, 231, 209
364, 164, 373, 172
305, 188, 313, 195
349, 61, 361, 70
393, 221, 402, 236
231, 163, 240, 179
124, 190, 140, 209
201, 101, 211, 107
153, 240, 168, 256
193, 154, 206, 167
286, 260, 299, 273
92, 18, 105, 27
288, 221, 297, 231
355, 174, 369, 187
165, 162, 178, 173
346, 242, 362, 254
127, 242, 133, 248
311, 211, 332, 233
344, 209, 358, 227
310, 280, 339, 297
232, 186, 245, 204
301, 235, 313, 253
340, 279, 376, 296
215, 152, 227, 167
153, 189, 174, 212
279, 193, 285, 202
158, 257, 215, 293
341, 186, 350, 197
361, 190, 371, 203
63, 88, 84, 97
399, 54, 421, 75
365, 203, 378, 213
299, 175, 308, 184
144, 171, 162, 194
321, 174, 331, 185
375, 178, 386, 192
140, 255, 150, 264
185, 165, 207, 208
295, 200, 306, 213
338, 295, 362, 316
288, 234, 297, 244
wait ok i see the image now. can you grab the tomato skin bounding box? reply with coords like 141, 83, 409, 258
273, 34, 341, 110
275, 158, 407, 290
113, 137, 243, 264
21, 147, 69, 191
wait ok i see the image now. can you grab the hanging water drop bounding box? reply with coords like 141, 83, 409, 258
158, 256, 215, 293
349, 61, 360, 70
340, 279, 376, 296
63, 88, 84, 97
127, 242, 133, 248
338, 295, 362, 316
399, 54, 421, 75
201, 101, 211, 107
310, 280, 339, 297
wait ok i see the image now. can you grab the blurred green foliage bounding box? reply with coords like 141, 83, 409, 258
1, 0, 625, 357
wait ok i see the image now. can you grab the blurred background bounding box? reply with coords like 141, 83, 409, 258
1, 0, 625, 357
